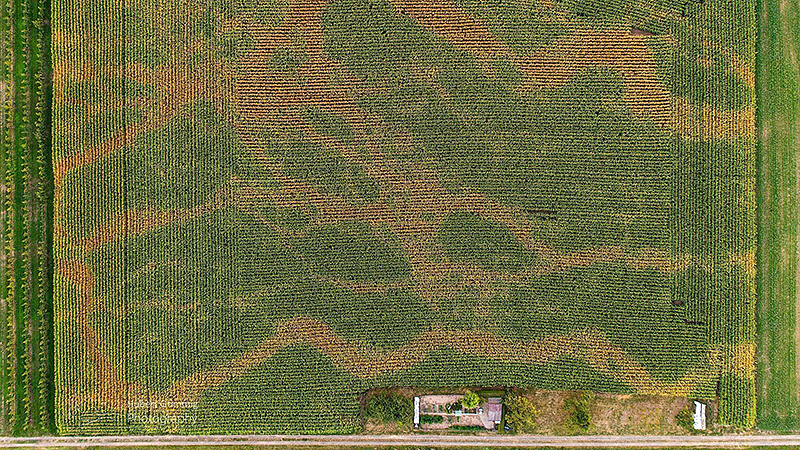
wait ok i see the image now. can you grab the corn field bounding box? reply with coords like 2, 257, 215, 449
0, 0, 764, 435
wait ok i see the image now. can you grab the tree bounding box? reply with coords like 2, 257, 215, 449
462, 390, 481, 410
504, 391, 538, 433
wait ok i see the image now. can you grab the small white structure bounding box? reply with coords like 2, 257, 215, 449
487, 397, 502, 424
693, 401, 707, 430
413, 396, 420, 428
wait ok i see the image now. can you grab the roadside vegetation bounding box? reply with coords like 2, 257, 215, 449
675, 406, 695, 433
563, 392, 595, 434
503, 390, 539, 433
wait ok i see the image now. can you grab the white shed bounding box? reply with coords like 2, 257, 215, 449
413, 396, 420, 428
693, 401, 706, 430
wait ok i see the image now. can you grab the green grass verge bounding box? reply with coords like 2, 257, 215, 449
755, 0, 800, 431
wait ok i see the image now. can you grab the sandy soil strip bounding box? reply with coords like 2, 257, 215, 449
6, 434, 800, 447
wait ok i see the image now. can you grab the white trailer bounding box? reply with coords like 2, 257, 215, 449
414, 396, 420, 428
693, 401, 707, 430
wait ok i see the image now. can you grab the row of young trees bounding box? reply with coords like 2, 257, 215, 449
0, 0, 54, 436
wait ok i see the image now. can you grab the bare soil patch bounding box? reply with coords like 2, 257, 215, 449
515, 390, 698, 435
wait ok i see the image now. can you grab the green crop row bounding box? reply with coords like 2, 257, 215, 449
0, 0, 54, 436
51, 0, 757, 435
667, 0, 757, 429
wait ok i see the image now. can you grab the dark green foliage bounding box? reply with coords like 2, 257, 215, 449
91, 209, 430, 377
191, 345, 364, 434
365, 393, 413, 423
374, 348, 630, 395
322, 0, 451, 79
260, 118, 380, 204
269, 47, 307, 74
438, 211, 536, 271
492, 58, 522, 89
126, 101, 242, 210
756, 0, 800, 430
1, 0, 55, 434
323, 2, 672, 252
58, 153, 124, 239
719, 374, 756, 429
557, 0, 684, 32
454, 0, 568, 54
49, 0, 758, 435
253, 204, 310, 231
294, 220, 411, 283
90, 208, 302, 391
491, 264, 710, 388
419, 414, 444, 424
673, 266, 712, 324
302, 106, 354, 143
564, 391, 595, 432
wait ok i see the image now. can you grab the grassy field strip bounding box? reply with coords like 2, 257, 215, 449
0, 0, 53, 436
755, 0, 800, 431
0, 0, 13, 435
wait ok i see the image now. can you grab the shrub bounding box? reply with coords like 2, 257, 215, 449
564, 391, 595, 432
365, 393, 413, 423
420, 414, 444, 424
462, 390, 481, 409
504, 390, 539, 433
450, 424, 485, 431
676, 406, 695, 432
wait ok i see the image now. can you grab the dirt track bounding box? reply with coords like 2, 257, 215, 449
2, 433, 800, 447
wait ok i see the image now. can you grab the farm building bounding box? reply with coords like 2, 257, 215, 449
487, 397, 502, 424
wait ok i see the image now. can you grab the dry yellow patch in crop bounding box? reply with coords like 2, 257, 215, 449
728, 250, 757, 277
723, 342, 756, 381
702, 103, 757, 141
57, 259, 137, 410
390, 0, 514, 64
384, 0, 754, 141
701, 39, 756, 90
671, 97, 756, 141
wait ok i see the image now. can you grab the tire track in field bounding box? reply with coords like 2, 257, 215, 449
165, 316, 715, 405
